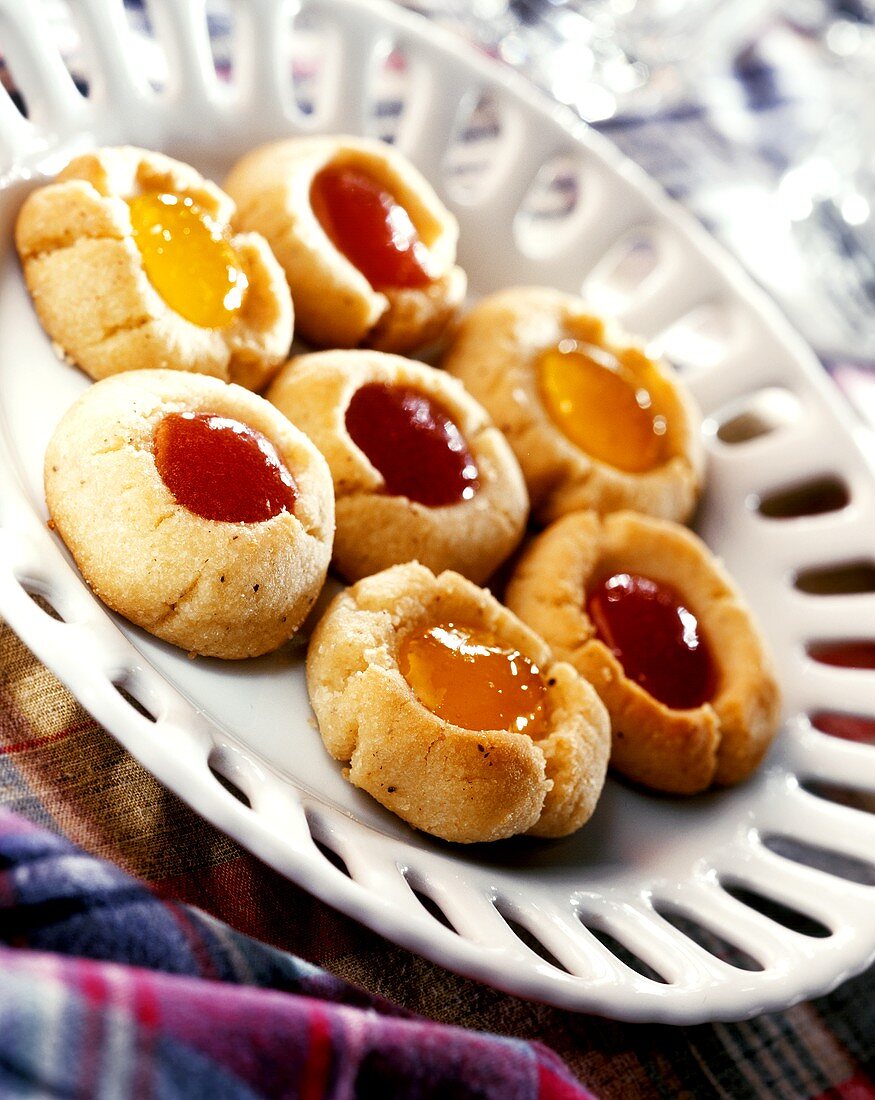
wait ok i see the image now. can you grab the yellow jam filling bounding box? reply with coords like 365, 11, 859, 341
537, 339, 670, 473
399, 622, 548, 737
129, 192, 248, 329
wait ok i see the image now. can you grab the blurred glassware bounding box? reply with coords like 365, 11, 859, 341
776, 0, 875, 358
432, 0, 778, 122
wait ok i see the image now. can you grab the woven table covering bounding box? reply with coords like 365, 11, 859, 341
1, 616, 873, 1097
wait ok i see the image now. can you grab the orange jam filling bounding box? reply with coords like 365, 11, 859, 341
129, 192, 248, 328
587, 572, 716, 710
537, 339, 671, 473
310, 164, 434, 290
154, 412, 296, 523
399, 622, 548, 736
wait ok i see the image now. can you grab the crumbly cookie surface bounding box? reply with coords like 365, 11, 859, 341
442, 286, 704, 524
307, 564, 610, 842
44, 369, 334, 659
506, 511, 782, 793
16, 146, 293, 390
267, 349, 528, 584
224, 135, 465, 353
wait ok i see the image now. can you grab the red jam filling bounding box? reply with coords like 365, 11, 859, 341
310, 164, 433, 290
154, 412, 297, 523
587, 573, 716, 710
345, 382, 478, 507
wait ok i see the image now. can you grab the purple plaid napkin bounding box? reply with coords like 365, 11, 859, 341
0, 808, 592, 1099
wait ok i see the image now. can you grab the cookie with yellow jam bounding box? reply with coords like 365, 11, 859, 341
443, 286, 704, 524
224, 135, 465, 353
506, 510, 782, 793
44, 369, 334, 659
267, 349, 528, 583
16, 146, 293, 389
307, 563, 610, 843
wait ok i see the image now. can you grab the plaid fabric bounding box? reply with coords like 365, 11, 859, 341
0, 806, 588, 1100
1, 618, 874, 1098
2, 2, 875, 1097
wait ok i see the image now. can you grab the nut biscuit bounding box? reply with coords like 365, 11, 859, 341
267, 350, 528, 584
307, 564, 610, 843
45, 370, 334, 659
443, 286, 704, 524
224, 135, 466, 353
506, 511, 782, 793
16, 146, 293, 390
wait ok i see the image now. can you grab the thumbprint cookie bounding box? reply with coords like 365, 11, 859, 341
224, 135, 466, 354
44, 370, 334, 659
506, 510, 781, 794
267, 349, 528, 583
16, 146, 293, 390
443, 286, 704, 524
307, 563, 610, 842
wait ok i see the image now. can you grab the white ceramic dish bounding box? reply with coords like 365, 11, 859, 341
1, 0, 874, 1024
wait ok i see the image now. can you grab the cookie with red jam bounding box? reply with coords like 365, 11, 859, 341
506, 511, 782, 793
44, 370, 334, 658
267, 349, 527, 584
224, 135, 465, 354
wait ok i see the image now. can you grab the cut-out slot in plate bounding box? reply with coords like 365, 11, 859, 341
653, 905, 764, 972
811, 711, 875, 744
795, 561, 875, 595
205, 0, 235, 86
208, 762, 252, 807
494, 908, 570, 974
123, 3, 167, 92
288, 7, 334, 123
406, 882, 456, 933
756, 476, 850, 519
311, 835, 351, 878
112, 681, 158, 725
15, 572, 88, 627
801, 781, 875, 818
363, 40, 409, 143
763, 834, 875, 887
442, 89, 504, 204
514, 152, 582, 259
807, 641, 875, 670
206, 746, 255, 808
581, 229, 660, 314
22, 586, 65, 623
711, 387, 803, 445
0, 36, 30, 119
721, 881, 832, 939
584, 923, 669, 984
656, 301, 739, 373
44, 1, 91, 100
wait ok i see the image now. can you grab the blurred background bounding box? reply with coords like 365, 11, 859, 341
22, 0, 875, 424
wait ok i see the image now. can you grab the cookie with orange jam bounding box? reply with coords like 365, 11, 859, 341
307, 563, 610, 842
16, 147, 293, 389
267, 350, 528, 583
443, 287, 703, 524
506, 511, 781, 793
44, 370, 334, 659
224, 136, 466, 353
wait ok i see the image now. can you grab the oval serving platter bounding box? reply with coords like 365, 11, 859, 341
1, 0, 874, 1024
